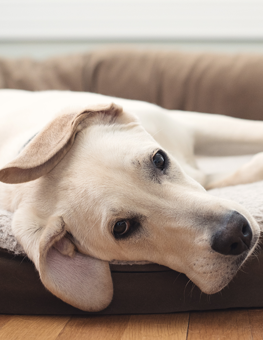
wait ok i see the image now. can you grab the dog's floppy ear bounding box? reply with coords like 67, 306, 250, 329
12, 210, 113, 312
0, 103, 123, 184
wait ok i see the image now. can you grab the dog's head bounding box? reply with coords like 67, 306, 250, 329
0, 103, 260, 311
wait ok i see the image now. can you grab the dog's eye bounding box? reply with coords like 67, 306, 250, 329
113, 220, 130, 236
153, 151, 165, 170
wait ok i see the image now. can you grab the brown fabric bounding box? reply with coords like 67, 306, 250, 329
1, 246, 263, 315
1, 49, 263, 120
0, 54, 86, 91
83, 49, 263, 120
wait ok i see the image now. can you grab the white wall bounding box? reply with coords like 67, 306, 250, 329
1, 0, 263, 58
1, 0, 263, 40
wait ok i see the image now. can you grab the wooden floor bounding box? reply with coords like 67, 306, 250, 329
1, 309, 263, 340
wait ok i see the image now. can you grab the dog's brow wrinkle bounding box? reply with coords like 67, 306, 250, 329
109, 208, 121, 215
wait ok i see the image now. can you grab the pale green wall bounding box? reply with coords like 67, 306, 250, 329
1, 41, 263, 60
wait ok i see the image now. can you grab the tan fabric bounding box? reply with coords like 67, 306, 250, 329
0, 54, 86, 91
1, 49, 263, 120
83, 49, 263, 120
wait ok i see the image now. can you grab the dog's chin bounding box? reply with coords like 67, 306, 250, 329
190, 250, 255, 295
197, 279, 232, 295
193, 270, 239, 295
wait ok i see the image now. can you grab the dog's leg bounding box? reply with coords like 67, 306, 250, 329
174, 112, 263, 188
173, 112, 263, 156
204, 152, 263, 189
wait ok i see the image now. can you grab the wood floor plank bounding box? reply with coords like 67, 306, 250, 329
248, 309, 263, 340
0, 315, 12, 330
187, 310, 253, 340
121, 314, 189, 340
0, 315, 70, 340
57, 315, 131, 340
1, 309, 261, 340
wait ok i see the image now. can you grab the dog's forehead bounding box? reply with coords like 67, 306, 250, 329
79, 120, 159, 164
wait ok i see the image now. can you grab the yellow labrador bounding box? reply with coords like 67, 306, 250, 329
0, 89, 261, 311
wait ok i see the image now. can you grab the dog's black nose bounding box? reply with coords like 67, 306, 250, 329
211, 211, 252, 256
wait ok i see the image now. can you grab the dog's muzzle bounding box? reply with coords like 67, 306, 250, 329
211, 211, 252, 256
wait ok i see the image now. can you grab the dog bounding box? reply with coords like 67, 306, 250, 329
0, 89, 261, 312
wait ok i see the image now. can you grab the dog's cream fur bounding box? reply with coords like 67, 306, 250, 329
0, 89, 262, 311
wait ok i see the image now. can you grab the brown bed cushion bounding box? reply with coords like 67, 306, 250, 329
1, 245, 263, 315
1, 49, 263, 120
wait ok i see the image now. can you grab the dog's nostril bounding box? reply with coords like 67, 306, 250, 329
211, 211, 252, 256
230, 242, 238, 251
242, 224, 250, 237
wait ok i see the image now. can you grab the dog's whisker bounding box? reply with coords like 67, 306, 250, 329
183, 272, 200, 299
190, 282, 196, 297
172, 272, 182, 285
199, 290, 204, 302
183, 279, 192, 298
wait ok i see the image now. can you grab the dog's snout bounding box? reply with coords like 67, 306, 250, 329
211, 211, 252, 256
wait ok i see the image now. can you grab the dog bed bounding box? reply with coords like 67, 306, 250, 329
1, 50, 263, 314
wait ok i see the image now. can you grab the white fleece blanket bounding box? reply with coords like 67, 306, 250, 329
1, 155, 263, 257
